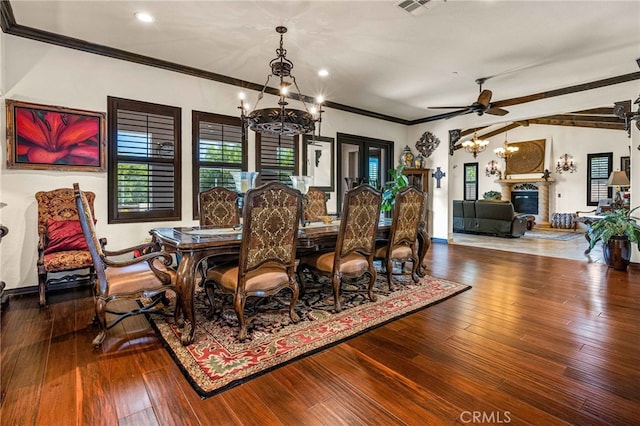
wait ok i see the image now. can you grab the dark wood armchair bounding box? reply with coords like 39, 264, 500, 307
74, 183, 175, 348
374, 186, 425, 289
299, 185, 381, 312
35, 187, 97, 307
204, 182, 302, 341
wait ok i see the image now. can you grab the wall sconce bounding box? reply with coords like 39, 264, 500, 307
556, 153, 576, 174
485, 160, 502, 178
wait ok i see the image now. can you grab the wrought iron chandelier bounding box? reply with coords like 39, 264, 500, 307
239, 26, 324, 137
461, 132, 489, 158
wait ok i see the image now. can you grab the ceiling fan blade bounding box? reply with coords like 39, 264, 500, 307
486, 107, 509, 116
427, 108, 473, 121
477, 89, 492, 108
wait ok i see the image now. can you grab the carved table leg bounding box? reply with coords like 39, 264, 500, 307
174, 251, 205, 346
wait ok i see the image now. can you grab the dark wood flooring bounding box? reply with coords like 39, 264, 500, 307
2, 243, 639, 425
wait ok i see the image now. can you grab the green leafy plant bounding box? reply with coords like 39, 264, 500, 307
483, 190, 502, 200
587, 206, 640, 250
381, 164, 409, 212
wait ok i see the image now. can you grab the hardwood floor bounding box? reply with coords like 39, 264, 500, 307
2, 243, 639, 425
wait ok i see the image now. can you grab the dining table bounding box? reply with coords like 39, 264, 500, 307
150, 217, 429, 345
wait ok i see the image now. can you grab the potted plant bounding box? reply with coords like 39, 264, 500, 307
587, 206, 640, 270
483, 190, 502, 200
381, 164, 409, 212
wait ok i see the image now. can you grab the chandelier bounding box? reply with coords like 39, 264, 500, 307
556, 153, 576, 174
239, 26, 324, 136
461, 132, 489, 158
494, 134, 519, 159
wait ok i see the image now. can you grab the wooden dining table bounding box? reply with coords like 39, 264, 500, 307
150, 217, 429, 345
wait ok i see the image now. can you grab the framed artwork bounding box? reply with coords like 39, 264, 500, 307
621, 156, 630, 180
505, 139, 546, 175
302, 135, 335, 191
6, 99, 106, 172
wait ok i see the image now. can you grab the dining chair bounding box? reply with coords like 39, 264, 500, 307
303, 187, 329, 222
374, 186, 425, 289
199, 187, 240, 227
198, 187, 241, 281
35, 187, 97, 307
203, 181, 302, 341
299, 184, 382, 312
74, 183, 175, 348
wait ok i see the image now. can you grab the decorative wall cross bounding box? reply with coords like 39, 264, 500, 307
432, 166, 446, 188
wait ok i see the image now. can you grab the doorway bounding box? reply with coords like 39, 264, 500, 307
336, 133, 393, 212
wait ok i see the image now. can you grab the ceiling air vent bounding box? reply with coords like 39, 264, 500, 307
396, 0, 443, 16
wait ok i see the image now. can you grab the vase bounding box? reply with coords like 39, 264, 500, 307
602, 236, 631, 271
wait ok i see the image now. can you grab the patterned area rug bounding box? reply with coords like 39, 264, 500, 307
147, 272, 470, 398
524, 229, 585, 241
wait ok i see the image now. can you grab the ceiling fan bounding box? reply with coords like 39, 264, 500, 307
428, 78, 509, 120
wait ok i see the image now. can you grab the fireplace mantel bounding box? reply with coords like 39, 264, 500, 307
496, 178, 555, 227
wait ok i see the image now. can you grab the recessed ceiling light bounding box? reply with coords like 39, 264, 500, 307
318, 69, 329, 77
134, 12, 155, 23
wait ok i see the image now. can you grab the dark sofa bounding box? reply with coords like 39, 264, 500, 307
453, 200, 528, 237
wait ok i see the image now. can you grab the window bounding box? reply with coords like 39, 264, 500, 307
256, 133, 298, 184
463, 163, 478, 200
587, 152, 612, 206
192, 111, 246, 219
107, 97, 181, 223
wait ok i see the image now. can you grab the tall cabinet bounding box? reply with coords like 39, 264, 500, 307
401, 168, 431, 276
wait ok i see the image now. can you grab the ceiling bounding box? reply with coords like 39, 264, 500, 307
3, 0, 640, 125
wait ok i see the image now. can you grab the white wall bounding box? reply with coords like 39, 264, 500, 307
0, 34, 407, 290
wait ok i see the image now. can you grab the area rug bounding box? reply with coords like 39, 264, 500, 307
147, 272, 470, 398
524, 228, 585, 241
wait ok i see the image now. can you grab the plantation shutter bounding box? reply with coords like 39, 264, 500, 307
256, 133, 299, 184
108, 97, 181, 223
464, 163, 478, 200
193, 112, 246, 219
587, 153, 612, 205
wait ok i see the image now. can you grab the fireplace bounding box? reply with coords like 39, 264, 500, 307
512, 191, 539, 214
497, 177, 554, 227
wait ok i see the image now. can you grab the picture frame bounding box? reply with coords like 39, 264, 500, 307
505, 139, 546, 176
621, 156, 630, 180
6, 99, 106, 172
302, 135, 335, 191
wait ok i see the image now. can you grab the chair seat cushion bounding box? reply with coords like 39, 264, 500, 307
44, 219, 89, 255
105, 261, 175, 296
43, 250, 93, 272
374, 244, 412, 260
301, 252, 369, 275
207, 264, 290, 293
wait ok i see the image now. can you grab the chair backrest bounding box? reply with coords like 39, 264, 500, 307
36, 187, 96, 236
390, 186, 425, 247
336, 185, 381, 258
303, 187, 328, 221
199, 187, 240, 227
73, 183, 108, 292
596, 198, 614, 214
239, 182, 302, 275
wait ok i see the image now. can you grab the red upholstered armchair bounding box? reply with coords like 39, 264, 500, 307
35, 187, 96, 307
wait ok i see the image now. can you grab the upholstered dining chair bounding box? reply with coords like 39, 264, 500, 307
374, 186, 425, 290
74, 183, 175, 348
204, 181, 302, 341
35, 187, 97, 307
199, 187, 240, 227
298, 184, 382, 312
303, 187, 329, 222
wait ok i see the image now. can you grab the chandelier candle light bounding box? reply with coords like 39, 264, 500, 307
461, 132, 489, 158
239, 26, 325, 137
556, 153, 576, 173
